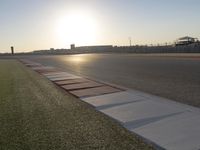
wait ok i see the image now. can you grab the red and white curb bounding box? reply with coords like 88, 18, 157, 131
19, 59, 123, 98
20, 59, 200, 150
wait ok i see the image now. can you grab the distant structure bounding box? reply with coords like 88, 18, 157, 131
71, 44, 75, 50
11, 46, 14, 55
129, 37, 132, 46
76, 45, 113, 51
175, 36, 198, 46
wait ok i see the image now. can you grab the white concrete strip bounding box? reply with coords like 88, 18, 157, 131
20, 60, 41, 65
82, 90, 200, 150
26, 63, 42, 66
133, 111, 200, 150
83, 91, 144, 110
46, 74, 76, 79
86, 97, 185, 123
49, 76, 81, 81
31, 66, 56, 70
42, 72, 69, 76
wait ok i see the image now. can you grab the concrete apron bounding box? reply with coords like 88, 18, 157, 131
20, 59, 200, 150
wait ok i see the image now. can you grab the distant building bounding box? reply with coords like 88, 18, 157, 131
76, 45, 113, 51
71, 44, 75, 50
175, 36, 198, 46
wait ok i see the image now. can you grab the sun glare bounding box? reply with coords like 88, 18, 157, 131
56, 10, 98, 47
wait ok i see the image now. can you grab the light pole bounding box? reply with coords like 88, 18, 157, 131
11, 46, 14, 55
129, 37, 132, 47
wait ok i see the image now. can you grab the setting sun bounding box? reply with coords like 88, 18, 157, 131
56, 10, 98, 47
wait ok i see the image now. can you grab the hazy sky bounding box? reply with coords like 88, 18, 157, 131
0, 0, 200, 52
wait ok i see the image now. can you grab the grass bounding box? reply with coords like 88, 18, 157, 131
0, 59, 155, 150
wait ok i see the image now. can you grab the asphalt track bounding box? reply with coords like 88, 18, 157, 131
25, 53, 200, 107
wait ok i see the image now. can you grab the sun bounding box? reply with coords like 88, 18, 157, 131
56, 10, 98, 47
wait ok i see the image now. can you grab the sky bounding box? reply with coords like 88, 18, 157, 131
0, 0, 200, 52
